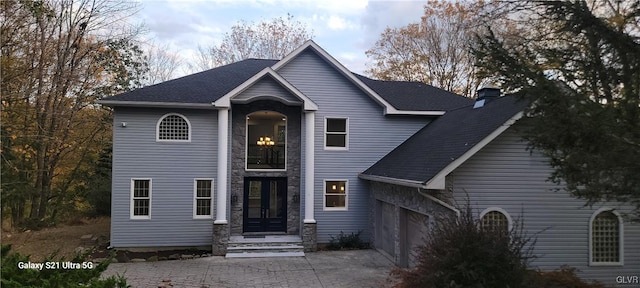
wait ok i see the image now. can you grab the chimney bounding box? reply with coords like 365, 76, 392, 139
474, 84, 501, 109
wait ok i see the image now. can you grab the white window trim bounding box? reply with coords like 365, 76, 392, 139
589, 207, 624, 266
156, 113, 192, 142
479, 207, 513, 231
323, 179, 348, 211
324, 117, 349, 151
245, 111, 287, 172
193, 178, 214, 219
130, 178, 152, 220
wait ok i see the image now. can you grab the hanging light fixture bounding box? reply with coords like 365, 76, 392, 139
257, 136, 275, 146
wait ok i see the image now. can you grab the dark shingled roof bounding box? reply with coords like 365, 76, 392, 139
361, 95, 528, 183
104, 59, 279, 103
353, 74, 473, 111
103, 57, 473, 111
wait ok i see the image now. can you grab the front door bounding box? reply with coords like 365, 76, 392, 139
243, 177, 287, 233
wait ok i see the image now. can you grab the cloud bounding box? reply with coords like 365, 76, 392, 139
311, 0, 368, 15
328, 15, 347, 30
359, 1, 426, 47
336, 52, 368, 74
132, 0, 427, 77
324, 15, 360, 31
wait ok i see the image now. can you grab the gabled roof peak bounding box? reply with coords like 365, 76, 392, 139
213, 67, 318, 111
99, 41, 472, 113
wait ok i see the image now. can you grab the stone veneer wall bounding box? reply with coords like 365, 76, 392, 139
368, 182, 456, 264
212, 223, 229, 256
302, 223, 317, 252
230, 100, 302, 236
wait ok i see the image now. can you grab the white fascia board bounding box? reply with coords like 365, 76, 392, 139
358, 173, 427, 189
213, 67, 317, 111
359, 173, 460, 217
424, 111, 524, 189
386, 110, 446, 116
98, 100, 215, 109
272, 40, 397, 115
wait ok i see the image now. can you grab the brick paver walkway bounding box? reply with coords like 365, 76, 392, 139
101, 250, 398, 288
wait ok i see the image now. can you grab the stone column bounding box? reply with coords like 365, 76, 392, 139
303, 222, 317, 252
212, 222, 229, 256
303, 111, 317, 251
213, 108, 229, 255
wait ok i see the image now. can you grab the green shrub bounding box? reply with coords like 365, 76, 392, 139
394, 203, 536, 288
1, 244, 128, 288
326, 230, 369, 250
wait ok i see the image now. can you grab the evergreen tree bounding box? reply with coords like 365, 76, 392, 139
472, 0, 640, 217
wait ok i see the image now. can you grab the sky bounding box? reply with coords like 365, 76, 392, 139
133, 0, 427, 77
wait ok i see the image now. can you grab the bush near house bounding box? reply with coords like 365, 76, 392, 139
326, 230, 369, 250
527, 267, 608, 288
0, 244, 128, 288
392, 204, 611, 288
393, 204, 535, 288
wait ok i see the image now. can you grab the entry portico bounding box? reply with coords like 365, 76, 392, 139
211, 67, 318, 252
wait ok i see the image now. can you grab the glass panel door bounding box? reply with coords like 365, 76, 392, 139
247, 180, 262, 218
243, 177, 287, 233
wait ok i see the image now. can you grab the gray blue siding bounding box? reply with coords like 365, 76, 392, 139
111, 107, 217, 247
278, 50, 431, 242
232, 76, 302, 105
450, 128, 639, 285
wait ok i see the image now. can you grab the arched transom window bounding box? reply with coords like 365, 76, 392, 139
480, 208, 511, 234
157, 113, 191, 141
590, 209, 623, 265
246, 111, 286, 170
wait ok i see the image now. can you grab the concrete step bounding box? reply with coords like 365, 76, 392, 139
227, 245, 304, 251
225, 235, 305, 258
226, 243, 304, 254
225, 251, 305, 258
229, 235, 302, 244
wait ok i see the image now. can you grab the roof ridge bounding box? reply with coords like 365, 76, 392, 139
244, 57, 281, 61
447, 93, 522, 113
353, 72, 472, 105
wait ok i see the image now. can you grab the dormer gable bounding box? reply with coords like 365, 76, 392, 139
213, 67, 317, 111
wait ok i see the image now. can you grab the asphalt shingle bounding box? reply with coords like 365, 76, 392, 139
361, 95, 529, 183
353, 73, 473, 111
103, 58, 473, 112
104, 59, 278, 103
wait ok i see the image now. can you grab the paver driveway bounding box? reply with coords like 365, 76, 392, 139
101, 250, 398, 288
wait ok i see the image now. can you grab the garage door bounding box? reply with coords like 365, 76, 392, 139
377, 201, 395, 257
400, 209, 429, 268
